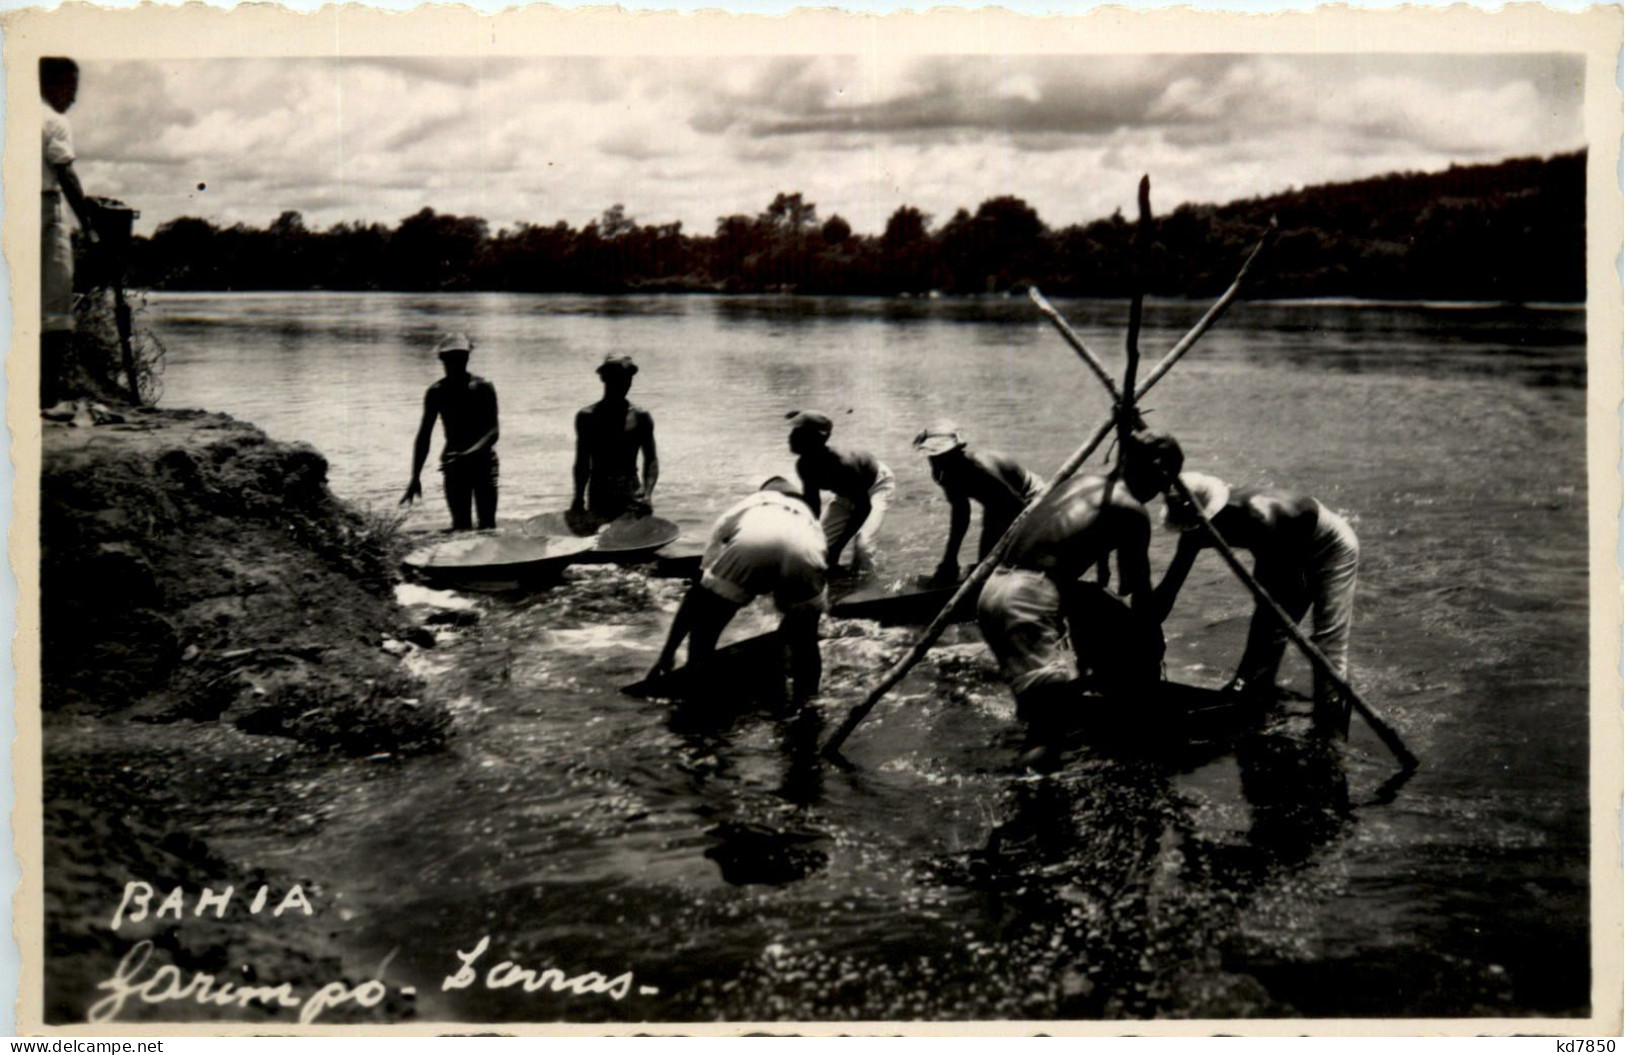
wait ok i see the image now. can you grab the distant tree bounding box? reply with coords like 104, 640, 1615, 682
822, 214, 852, 245
599, 204, 636, 240
390, 207, 489, 290
269, 210, 307, 237
882, 206, 931, 253
761, 192, 818, 232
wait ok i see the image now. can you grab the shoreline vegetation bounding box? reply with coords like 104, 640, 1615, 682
111, 151, 1584, 305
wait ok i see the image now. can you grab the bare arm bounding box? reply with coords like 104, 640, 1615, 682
650, 587, 699, 674
1116, 511, 1153, 611
401, 390, 439, 505
938, 491, 971, 580
797, 460, 822, 520
1148, 532, 1204, 624
570, 410, 591, 511
639, 413, 659, 505
54, 163, 95, 237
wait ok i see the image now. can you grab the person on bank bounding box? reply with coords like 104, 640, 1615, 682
647, 477, 827, 703
571, 354, 658, 526
401, 333, 500, 531
40, 56, 98, 407
976, 430, 1182, 747
913, 420, 1044, 586
1149, 472, 1360, 730
789, 411, 895, 577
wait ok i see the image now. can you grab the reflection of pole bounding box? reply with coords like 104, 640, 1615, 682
1167, 473, 1418, 773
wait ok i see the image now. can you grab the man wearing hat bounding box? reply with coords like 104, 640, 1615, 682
913, 421, 1044, 586
401, 333, 500, 531
647, 477, 827, 703
571, 353, 658, 525
1149, 473, 1360, 729
788, 411, 895, 576
976, 429, 1177, 750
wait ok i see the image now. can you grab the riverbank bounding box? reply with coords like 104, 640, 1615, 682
41, 407, 456, 1024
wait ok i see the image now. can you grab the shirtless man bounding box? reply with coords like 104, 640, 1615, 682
976, 430, 1182, 744
647, 478, 827, 703
1150, 473, 1360, 730
913, 420, 1043, 586
401, 333, 500, 531
572, 354, 658, 525
789, 411, 895, 575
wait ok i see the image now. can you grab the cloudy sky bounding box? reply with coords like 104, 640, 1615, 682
70, 53, 1585, 237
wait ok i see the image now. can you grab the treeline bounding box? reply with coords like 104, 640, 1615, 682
119, 151, 1585, 302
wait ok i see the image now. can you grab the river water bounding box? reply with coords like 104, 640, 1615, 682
126, 292, 1588, 1021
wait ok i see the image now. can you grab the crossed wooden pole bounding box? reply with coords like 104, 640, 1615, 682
824, 179, 1417, 777
1029, 286, 1417, 772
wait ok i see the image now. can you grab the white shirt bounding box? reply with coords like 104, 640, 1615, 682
43, 109, 74, 192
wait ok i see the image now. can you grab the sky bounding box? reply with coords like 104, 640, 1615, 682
70, 52, 1588, 239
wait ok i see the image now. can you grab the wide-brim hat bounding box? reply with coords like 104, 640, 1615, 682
597, 353, 638, 376
913, 420, 967, 457
786, 410, 833, 440
434, 333, 474, 357
1162, 472, 1231, 533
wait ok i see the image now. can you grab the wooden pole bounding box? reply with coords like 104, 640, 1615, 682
1096, 176, 1153, 583
1167, 474, 1418, 772
822, 219, 1279, 758
1029, 288, 1121, 403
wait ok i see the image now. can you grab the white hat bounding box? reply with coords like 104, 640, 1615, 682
912, 420, 967, 457
1162, 472, 1231, 533
433, 333, 474, 356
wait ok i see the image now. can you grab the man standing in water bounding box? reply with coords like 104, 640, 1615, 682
571, 353, 658, 526
789, 410, 895, 577
40, 57, 98, 407
401, 333, 500, 531
913, 420, 1043, 586
976, 430, 1180, 752
647, 477, 827, 703
1150, 472, 1360, 731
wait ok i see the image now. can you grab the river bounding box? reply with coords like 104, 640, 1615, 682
118, 291, 1588, 1020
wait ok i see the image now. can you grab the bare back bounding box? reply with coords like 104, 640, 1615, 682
797, 446, 880, 501
1005, 474, 1150, 582
430, 375, 498, 453
1206, 488, 1321, 565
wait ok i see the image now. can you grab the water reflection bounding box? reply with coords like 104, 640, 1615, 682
940, 715, 1351, 1016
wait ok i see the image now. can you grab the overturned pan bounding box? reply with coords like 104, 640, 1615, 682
522, 511, 682, 564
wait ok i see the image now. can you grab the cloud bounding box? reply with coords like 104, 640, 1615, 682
68, 54, 1586, 239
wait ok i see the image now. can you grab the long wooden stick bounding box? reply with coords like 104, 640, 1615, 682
1030, 288, 1120, 402
1168, 475, 1419, 772
1096, 176, 1153, 584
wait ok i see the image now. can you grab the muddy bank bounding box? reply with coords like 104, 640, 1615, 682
41, 408, 453, 1024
